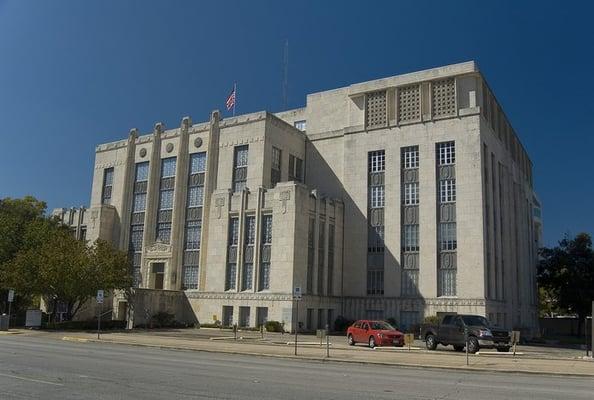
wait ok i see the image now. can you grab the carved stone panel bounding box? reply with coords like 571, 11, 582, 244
370, 208, 384, 227
403, 206, 419, 225
161, 177, 175, 190
244, 246, 254, 262
403, 169, 419, 183
369, 172, 385, 186
402, 253, 419, 270
440, 204, 456, 222
261, 245, 271, 263
440, 252, 457, 269
228, 246, 237, 263
131, 212, 145, 225
439, 165, 456, 180
186, 207, 202, 220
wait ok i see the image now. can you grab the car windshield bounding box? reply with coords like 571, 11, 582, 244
461, 316, 490, 327
370, 321, 394, 330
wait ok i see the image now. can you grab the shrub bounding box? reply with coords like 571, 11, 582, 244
43, 319, 126, 330
264, 320, 284, 333
151, 311, 176, 328
423, 315, 441, 325
334, 316, 354, 333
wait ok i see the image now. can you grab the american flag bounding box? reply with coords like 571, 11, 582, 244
226, 85, 236, 111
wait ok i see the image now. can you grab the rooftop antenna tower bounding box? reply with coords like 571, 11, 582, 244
282, 39, 289, 110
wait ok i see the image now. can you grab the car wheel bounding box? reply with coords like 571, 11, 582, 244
497, 346, 510, 352
425, 334, 437, 350
369, 336, 376, 349
347, 334, 355, 346
453, 345, 464, 352
467, 337, 479, 354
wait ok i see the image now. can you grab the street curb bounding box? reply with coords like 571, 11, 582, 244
59, 336, 594, 379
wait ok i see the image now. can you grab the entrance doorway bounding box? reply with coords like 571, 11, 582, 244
152, 263, 165, 289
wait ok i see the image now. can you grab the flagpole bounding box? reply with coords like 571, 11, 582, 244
233, 82, 237, 117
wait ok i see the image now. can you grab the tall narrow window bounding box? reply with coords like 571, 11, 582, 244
242, 216, 255, 291
317, 221, 325, 295
437, 141, 457, 296
182, 152, 206, 290
271, 147, 282, 187
101, 168, 114, 205
306, 217, 315, 293
156, 157, 176, 243
233, 145, 248, 192
225, 217, 239, 290
401, 145, 420, 297
367, 150, 385, 296
129, 162, 149, 287
327, 224, 335, 295
289, 154, 303, 182
259, 215, 272, 290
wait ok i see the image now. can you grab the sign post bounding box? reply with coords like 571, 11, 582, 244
293, 287, 302, 356
96, 290, 104, 339
7, 289, 14, 330
464, 326, 469, 366
325, 324, 330, 358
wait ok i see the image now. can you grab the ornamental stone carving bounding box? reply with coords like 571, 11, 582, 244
139, 148, 147, 158
404, 206, 418, 224
403, 169, 419, 183
166, 143, 174, 153
215, 197, 226, 218
194, 137, 203, 148
279, 190, 291, 214
439, 165, 456, 180
440, 204, 456, 222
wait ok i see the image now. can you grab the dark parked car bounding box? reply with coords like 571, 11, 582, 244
422, 314, 511, 353
347, 320, 404, 348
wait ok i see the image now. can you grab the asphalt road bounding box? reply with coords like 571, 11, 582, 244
1, 335, 592, 400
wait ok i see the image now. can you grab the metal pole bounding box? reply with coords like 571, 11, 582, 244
465, 327, 469, 366
326, 324, 330, 358
97, 302, 102, 340
294, 300, 298, 356
7, 301, 12, 330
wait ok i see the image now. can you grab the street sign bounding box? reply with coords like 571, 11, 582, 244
96, 290, 104, 304
7, 289, 14, 303
293, 286, 302, 301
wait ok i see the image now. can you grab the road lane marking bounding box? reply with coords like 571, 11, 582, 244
0, 372, 64, 386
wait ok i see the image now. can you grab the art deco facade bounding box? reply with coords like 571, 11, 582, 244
54, 61, 540, 333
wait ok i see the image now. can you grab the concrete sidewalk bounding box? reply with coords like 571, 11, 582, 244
21, 329, 592, 377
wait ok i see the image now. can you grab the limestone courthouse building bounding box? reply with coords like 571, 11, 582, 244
54, 62, 540, 333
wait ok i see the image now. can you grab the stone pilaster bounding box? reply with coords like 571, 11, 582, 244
119, 128, 138, 250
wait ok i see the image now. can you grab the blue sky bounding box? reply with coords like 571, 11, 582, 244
0, 0, 592, 246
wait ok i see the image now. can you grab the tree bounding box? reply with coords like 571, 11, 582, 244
1, 196, 133, 321
537, 233, 594, 332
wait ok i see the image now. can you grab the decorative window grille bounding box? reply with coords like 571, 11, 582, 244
402, 225, 419, 252
366, 90, 387, 128
368, 151, 385, 173
225, 218, 239, 290
367, 150, 385, 296
398, 84, 421, 123
222, 306, 233, 327
438, 141, 456, 165
403, 183, 419, 205
402, 146, 419, 169
271, 147, 282, 187
432, 78, 456, 118
317, 222, 325, 295
367, 270, 384, 295
156, 157, 176, 244
439, 268, 457, 296
439, 179, 456, 203
242, 216, 256, 291
259, 215, 272, 290
439, 222, 457, 251
306, 217, 315, 293
368, 225, 385, 253
239, 307, 250, 328
294, 120, 306, 131
182, 152, 206, 290
128, 162, 149, 287
401, 269, 419, 297
288, 154, 303, 182
101, 168, 114, 205
327, 224, 334, 295
233, 145, 249, 192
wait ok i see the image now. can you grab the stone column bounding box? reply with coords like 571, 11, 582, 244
199, 111, 221, 291
142, 122, 164, 286
169, 117, 191, 290
119, 128, 138, 250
